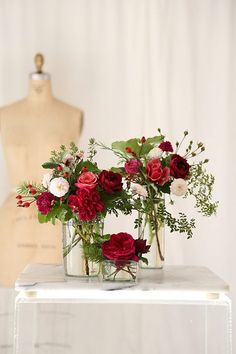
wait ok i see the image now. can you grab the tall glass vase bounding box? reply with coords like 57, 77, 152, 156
138, 199, 165, 269
63, 218, 104, 277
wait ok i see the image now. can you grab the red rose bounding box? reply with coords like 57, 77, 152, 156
135, 239, 150, 255
36, 192, 55, 215
124, 159, 141, 174
68, 188, 104, 221
170, 154, 190, 179
75, 171, 98, 190
98, 170, 123, 194
102, 232, 138, 261
159, 141, 173, 152
146, 159, 170, 186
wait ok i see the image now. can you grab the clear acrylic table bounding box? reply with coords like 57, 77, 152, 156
14, 264, 232, 354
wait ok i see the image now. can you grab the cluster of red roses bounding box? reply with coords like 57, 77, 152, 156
102, 232, 150, 262
68, 170, 123, 221
124, 140, 190, 187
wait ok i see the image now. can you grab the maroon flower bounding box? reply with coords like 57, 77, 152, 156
159, 141, 173, 152
98, 170, 123, 194
124, 159, 141, 174
68, 195, 80, 213
170, 154, 190, 179
68, 188, 104, 221
146, 159, 170, 186
135, 239, 150, 256
36, 192, 55, 215
102, 232, 138, 261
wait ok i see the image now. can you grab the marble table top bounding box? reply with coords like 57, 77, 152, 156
15, 264, 229, 302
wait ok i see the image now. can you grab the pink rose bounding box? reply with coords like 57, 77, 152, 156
75, 172, 98, 190
146, 159, 170, 186
124, 159, 141, 174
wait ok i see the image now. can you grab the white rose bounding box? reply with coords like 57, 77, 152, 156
131, 183, 148, 198
170, 178, 188, 197
148, 147, 163, 159
49, 177, 70, 197
42, 172, 53, 189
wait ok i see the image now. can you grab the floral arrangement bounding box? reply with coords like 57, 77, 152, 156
16, 142, 131, 224
84, 232, 150, 280
95, 129, 218, 257
16, 142, 132, 274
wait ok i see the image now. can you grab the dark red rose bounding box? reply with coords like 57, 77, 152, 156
102, 232, 138, 261
170, 154, 190, 179
36, 192, 55, 215
98, 170, 123, 194
159, 141, 173, 152
135, 239, 150, 255
68, 189, 104, 221
146, 159, 170, 186
124, 159, 141, 174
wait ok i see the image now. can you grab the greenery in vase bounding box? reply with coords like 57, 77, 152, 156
95, 129, 218, 241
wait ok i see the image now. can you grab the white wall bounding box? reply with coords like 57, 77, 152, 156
0, 0, 235, 352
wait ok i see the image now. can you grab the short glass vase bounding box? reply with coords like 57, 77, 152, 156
101, 260, 138, 282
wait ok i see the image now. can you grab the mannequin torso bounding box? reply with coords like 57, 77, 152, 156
0, 78, 83, 287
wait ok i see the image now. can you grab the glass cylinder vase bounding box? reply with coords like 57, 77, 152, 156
63, 218, 104, 277
101, 260, 137, 282
138, 199, 165, 269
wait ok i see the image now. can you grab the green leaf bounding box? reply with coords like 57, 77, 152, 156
146, 135, 164, 145
159, 182, 171, 194
110, 167, 125, 174
42, 162, 58, 169
38, 213, 48, 223
140, 257, 149, 265
111, 141, 127, 153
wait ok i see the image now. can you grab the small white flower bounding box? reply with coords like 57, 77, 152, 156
62, 153, 74, 165
170, 178, 188, 197
49, 177, 70, 197
148, 147, 163, 159
131, 183, 148, 198
42, 172, 53, 189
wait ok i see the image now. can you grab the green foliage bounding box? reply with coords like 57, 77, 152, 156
187, 162, 218, 216
83, 233, 110, 263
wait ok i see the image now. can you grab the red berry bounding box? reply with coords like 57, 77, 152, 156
125, 147, 132, 153
17, 200, 23, 205
63, 172, 69, 178
16, 195, 22, 199
30, 189, 37, 195
23, 202, 30, 208
57, 165, 63, 171
132, 152, 136, 157
27, 184, 32, 188
141, 136, 146, 143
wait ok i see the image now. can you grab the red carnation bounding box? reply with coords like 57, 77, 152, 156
98, 170, 123, 194
36, 192, 55, 215
170, 154, 190, 179
68, 188, 104, 221
159, 141, 173, 152
102, 232, 138, 261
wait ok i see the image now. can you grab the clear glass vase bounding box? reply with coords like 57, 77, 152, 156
138, 199, 165, 269
63, 219, 104, 277
101, 260, 138, 282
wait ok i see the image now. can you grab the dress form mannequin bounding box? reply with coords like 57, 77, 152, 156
0, 54, 83, 287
